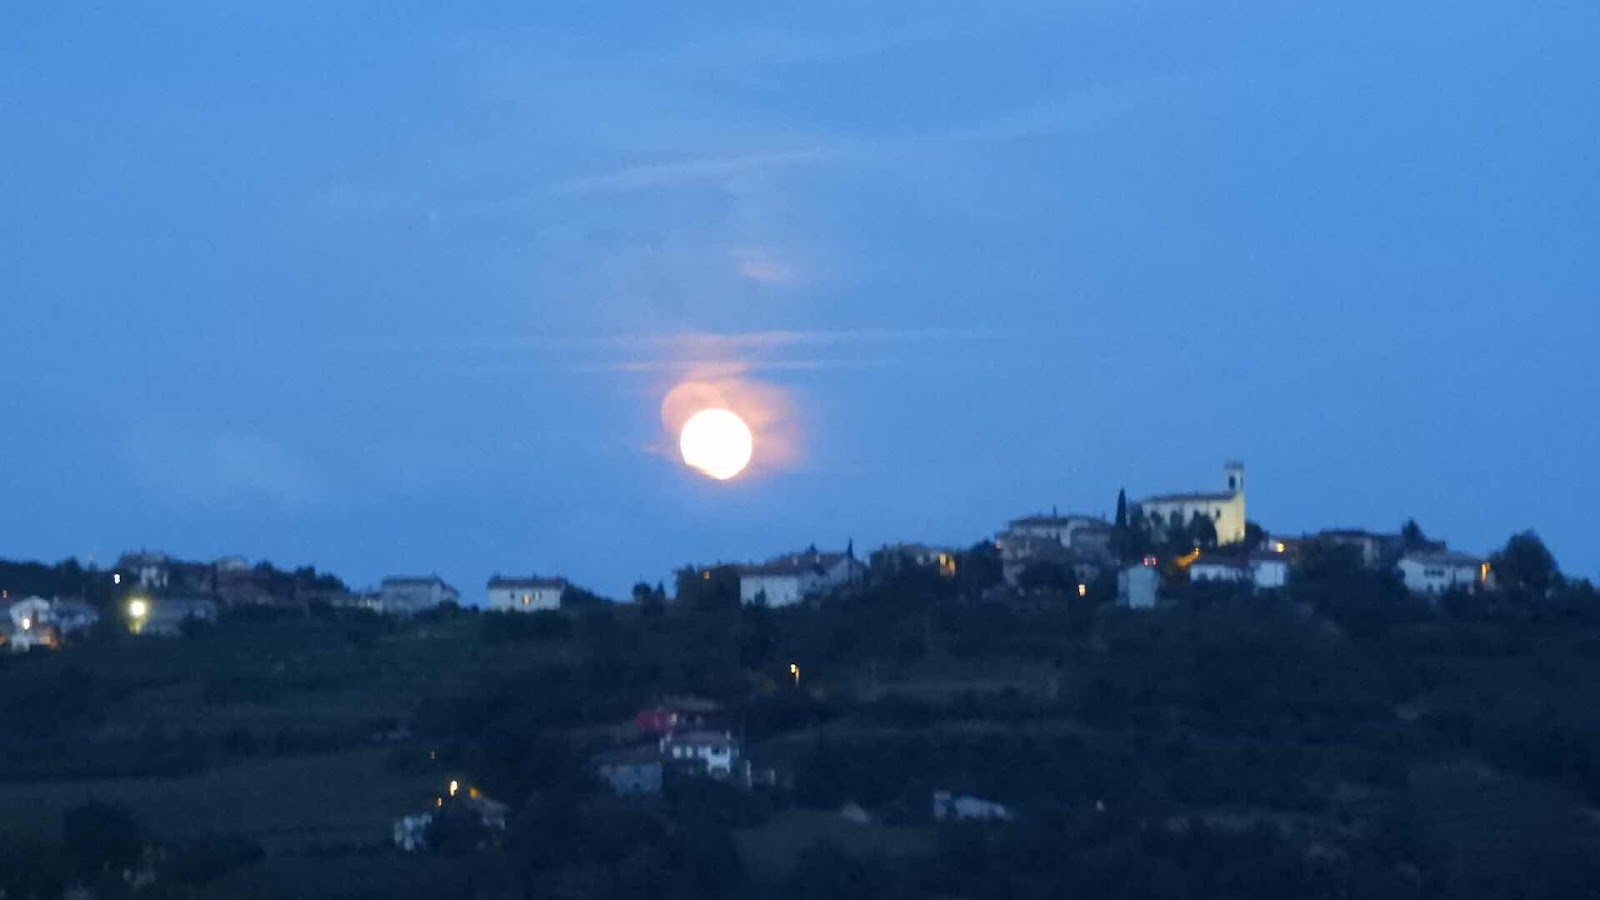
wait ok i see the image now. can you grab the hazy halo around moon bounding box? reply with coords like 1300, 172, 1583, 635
679, 408, 754, 480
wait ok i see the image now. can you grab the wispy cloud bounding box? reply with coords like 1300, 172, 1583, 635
330, 328, 1002, 379
546, 76, 1197, 196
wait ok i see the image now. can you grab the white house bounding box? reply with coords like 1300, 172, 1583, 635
379, 576, 460, 615
1248, 552, 1291, 590
1189, 559, 1251, 584
660, 730, 739, 777
1118, 561, 1161, 609
737, 550, 863, 607
486, 576, 566, 612
117, 551, 171, 590
5, 596, 52, 631
1135, 462, 1247, 546
1398, 551, 1486, 595
933, 791, 1013, 822
2, 597, 57, 652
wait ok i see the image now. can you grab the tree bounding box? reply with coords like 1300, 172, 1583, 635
1491, 531, 1561, 598
1401, 519, 1429, 551
1190, 512, 1219, 550
1018, 562, 1077, 594
1113, 489, 1131, 562
1244, 520, 1266, 549
675, 566, 740, 612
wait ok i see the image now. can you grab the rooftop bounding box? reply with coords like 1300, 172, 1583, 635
1402, 550, 1485, 566
1139, 492, 1237, 505
487, 576, 567, 589
1009, 514, 1107, 528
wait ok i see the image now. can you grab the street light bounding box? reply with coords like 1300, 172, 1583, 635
789, 663, 800, 686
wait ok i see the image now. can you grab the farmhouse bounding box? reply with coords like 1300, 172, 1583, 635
378, 576, 460, 616
736, 549, 863, 607
1398, 550, 1487, 595
486, 576, 566, 612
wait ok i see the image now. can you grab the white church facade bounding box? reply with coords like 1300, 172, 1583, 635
1135, 462, 1248, 545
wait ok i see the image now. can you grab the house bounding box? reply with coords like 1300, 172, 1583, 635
933, 791, 1012, 822
594, 745, 665, 796
635, 697, 724, 736
135, 596, 219, 637
660, 730, 738, 777
1248, 551, 1291, 590
997, 513, 1113, 584
1134, 461, 1247, 546
4, 596, 52, 631
486, 576, 566, 613
1189, 558, 1251, 584
1189, 551, 1291, 591
872, 543, 960, 579
1118, 560, 1160, 609
737, 549, 863, 607
214, 555, 252, 573
1004, 512, 1109, 549
1, 598, 58, 652
379, 576, 460, 615
393, 814, 432, 852
1398, 551, 1487, 595
116, 551, 171, 591
49, 598, 100, 634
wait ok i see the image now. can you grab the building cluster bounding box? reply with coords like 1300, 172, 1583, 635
0, 460, 1512, 654
591, 697, 775, 798
0, 595, 98, 652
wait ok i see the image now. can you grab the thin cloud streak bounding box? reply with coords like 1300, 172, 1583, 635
359, 327, 1003, 354
547, 76, 1199, 196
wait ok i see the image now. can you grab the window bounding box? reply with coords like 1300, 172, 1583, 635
522, 594, 531, 606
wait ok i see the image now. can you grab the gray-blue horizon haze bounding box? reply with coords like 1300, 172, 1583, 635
3, 2, 1597, 599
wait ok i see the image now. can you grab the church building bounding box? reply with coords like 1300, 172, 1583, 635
1135, 462, 1248, 545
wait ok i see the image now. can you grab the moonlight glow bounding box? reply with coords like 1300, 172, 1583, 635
679, 408, 754, 480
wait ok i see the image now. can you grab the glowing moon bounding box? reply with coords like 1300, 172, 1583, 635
679, 408, 754, 480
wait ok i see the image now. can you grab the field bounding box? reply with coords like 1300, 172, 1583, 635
0, 748, 438, 851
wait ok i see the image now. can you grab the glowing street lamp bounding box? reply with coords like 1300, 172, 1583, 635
127, 598, 150, 634
789, 663, 800, 686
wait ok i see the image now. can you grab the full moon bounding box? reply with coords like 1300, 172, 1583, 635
679, 408, 754, 480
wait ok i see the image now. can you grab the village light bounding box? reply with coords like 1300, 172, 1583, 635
1078, 584, 1087, 598
127, 598, 149, 620
789, 663, 800, 686
113, 573, 121, 585
449, 780, 460, 798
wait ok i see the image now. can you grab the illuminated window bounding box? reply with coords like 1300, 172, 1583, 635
522, 594, 531, 606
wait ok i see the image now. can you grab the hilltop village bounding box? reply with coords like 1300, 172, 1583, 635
3, 462, 1518, 647
0, 462, 1593, 898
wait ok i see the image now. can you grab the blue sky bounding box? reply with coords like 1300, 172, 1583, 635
3, 2, 1597, 598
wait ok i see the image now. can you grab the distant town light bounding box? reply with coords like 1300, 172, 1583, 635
789, 663, 800, 686
113, 573, 122, 585
127, 598, 150, 619
1274, 542, 1286, 553
449, 780, 460, 797
1077, 584, 1087, 598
